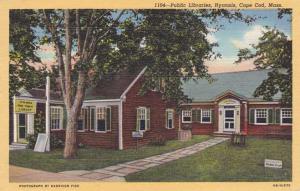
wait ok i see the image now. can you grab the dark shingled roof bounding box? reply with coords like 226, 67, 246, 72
85, 67, 144, 100
182, 69, 282, 102
16, 88, 63, 101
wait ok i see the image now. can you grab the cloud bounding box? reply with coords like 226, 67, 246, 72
231, 25, 268, 49
205, 57, 256, 74
206, 33, 218, 44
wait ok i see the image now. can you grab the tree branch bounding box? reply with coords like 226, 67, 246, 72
64, 10, 72, 108
76, 10, 82, 55
42, 10, 66, 99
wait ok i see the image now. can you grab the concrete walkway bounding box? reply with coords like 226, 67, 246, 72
59, 137, 228, 181
10, 165, 92, 182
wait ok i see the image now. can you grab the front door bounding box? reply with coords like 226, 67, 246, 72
224, 109, 235, 132
18, 113, 27, 142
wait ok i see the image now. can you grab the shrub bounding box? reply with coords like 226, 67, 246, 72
50, 134, 64, 149
150, 135, 167, 146
26, 134, 37, 149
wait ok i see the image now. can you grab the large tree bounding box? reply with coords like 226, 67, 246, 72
11, 9, 254, 158
235, 9, 292, 105
235, 29, 292, 105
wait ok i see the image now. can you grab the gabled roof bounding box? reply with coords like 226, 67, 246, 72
16, 88, 63, 101
182, 69, 282, 102
85, 67, 145, 100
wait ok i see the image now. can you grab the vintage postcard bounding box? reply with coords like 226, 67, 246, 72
0, 0, 299, 191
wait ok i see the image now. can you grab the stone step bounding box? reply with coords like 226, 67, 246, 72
213, 132, 233, 137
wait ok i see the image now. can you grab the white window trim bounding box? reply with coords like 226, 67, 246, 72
201, 109, 212, 124
95, 106, 111, 133
280, 108, 292, 125
50, 106, 63, 130
137, 107, 150, 132
182, 110, 192, 123
166, 109, 174, 129
254, 108, 269, 125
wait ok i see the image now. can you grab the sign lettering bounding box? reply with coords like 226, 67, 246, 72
264, 159, 282, 169
15, 99, 37, 113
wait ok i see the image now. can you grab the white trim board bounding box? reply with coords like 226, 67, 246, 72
120, 67, 147, 100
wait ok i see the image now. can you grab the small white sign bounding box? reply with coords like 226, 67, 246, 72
264, 159, 282, 169
34, 133, 49, 152
132, 131, 143, 138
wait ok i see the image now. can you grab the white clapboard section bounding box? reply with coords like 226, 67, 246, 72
34, 133, 49, 152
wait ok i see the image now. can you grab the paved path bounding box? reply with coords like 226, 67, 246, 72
59, 137, 228, 181
10, 165, 92, 182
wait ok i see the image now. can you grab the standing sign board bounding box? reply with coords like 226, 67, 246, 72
15, 99, 36, 114
34, 133, 49, 152
132, 131, 144, 138
264, 159, 283, 168
132, 131, 143, 150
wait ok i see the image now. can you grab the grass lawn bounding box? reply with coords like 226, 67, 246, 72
126, 137, 292, 182
9, 135, 211, 172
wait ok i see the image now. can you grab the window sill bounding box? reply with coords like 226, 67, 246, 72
182, 121, 192, 124
254, 123, 268, 125
51, 129, 64, 131
280, 123, 292, 126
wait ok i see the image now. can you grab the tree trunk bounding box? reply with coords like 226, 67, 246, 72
63, 112, 78, 159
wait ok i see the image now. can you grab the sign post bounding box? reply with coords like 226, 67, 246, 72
132, 131, 143, 150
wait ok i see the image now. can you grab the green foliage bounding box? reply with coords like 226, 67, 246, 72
50, 134, 65, 149
149, 135, 167, 146
235, 28, 292, 105
9, 10, 58, 100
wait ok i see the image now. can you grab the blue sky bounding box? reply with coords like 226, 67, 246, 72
205, 9, 291, 73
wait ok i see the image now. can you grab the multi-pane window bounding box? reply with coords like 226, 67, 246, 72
255, 109, 268, 124
166, 109, 174, 129
281, 108, 292, 125
137, 107, 150, 131
50, 107, 63, 130
182, 110, 192, 123
77, 108, 85, 131
96, 107, 111, 132
201, 109, 211, 123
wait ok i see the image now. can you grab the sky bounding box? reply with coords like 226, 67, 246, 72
205, 9, 291, 73
34, 9, 292, 74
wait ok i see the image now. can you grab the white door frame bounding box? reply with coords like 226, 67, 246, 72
223, 108, 235, 132
17, 113, 27, 142
218, 98, 241, 133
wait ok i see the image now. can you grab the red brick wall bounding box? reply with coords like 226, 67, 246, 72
181, 104, 214, 135
122, 78, 179, 149
51, 105, 119, 149
247, 104, 292, 137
